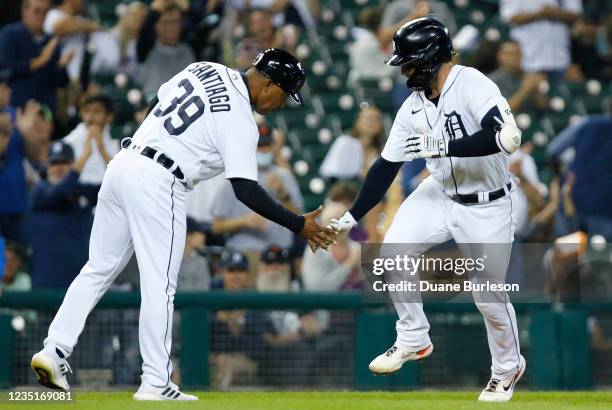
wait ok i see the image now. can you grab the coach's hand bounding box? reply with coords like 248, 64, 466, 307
300, 206, 337, 252
404, 133, 447, 161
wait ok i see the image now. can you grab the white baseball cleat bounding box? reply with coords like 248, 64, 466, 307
133, 384, 199, 401
369, 344, 433, 374
31, 348, 72, 391
478, 355, 526, 402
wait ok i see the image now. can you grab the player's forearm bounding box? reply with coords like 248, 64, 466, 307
146, 96, 159, 116
446, 128, 500, 157
349, 156, 403, 221
230, 178, 305, 233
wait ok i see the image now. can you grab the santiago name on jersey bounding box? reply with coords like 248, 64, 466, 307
130, 62, 259, 188
382, 65, 517, 194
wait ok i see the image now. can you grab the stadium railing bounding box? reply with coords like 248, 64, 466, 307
1, 290, 610, 390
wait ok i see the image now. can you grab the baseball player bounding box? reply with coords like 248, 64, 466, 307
330, 18, 525, 402
31, 48, 336, 400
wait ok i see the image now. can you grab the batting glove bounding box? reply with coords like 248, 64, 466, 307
329, 211, 357, 232
404, 134, 447, 161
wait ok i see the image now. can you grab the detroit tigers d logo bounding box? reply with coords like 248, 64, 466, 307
444, 111, 467, 140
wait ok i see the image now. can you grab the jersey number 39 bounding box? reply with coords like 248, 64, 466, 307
153, 79, 205, 136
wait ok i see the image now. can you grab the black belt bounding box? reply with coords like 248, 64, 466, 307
449, 183, 511, 205
121, 138, 185, 181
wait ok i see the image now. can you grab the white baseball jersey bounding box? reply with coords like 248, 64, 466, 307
131, 61, 259, 187
382, 65, 516, 194
42, 62, 263, 391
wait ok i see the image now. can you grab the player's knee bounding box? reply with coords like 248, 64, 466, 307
495, 123, 522, 155
474, 301, 507, 324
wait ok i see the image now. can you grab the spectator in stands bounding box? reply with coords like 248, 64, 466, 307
90, 1, 148, 80
0, 74, 50, 243
525, 175, 578, 243
301, 202, 362, 291
546, 97, 612, 240
1, 241, 31, 291
509, 143, 545, 241
488, 41, 549, 113
43, 0, 100, 82
379, 1, 456, 111
29, 140, 100, 288
500, 0, 582, 86
140, 4, 195, 99
211, 250, 275, 388
228, 0, 318, 30
211, 125, 303, 264
256, 244, 295, 292
378, 0, 456, 46
255, 244, 324, 385
177, 217, 211, 291
233, 8, 298, 70
349, 7, 397, 83
568, 17, 599, 81
186, 174, 226, 232
470, 39, 503, 75
324, 181, 370, 242
320, 106, 384, 182
62, 94, 118, 185
0, 0, 70, 111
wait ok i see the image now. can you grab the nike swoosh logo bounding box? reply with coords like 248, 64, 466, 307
503, 372, 518, 391
412, 108, 423, 114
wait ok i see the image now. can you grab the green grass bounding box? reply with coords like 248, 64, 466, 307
2, 391, 612, 410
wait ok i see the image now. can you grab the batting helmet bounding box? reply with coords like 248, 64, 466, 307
253, 48, 306, 106
385, 17, 454, 90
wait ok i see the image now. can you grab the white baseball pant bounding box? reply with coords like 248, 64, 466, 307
44, 149, 187, 388
383, 175, 521, 379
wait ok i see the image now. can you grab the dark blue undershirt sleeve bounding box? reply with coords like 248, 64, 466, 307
348, 156, 403, 221
446, 106, 502, 158
230, 178, 305, 233
146, 96, 159, 116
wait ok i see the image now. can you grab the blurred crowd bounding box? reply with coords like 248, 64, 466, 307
1, 0, 612, 388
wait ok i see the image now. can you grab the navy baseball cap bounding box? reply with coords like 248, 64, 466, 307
261, 245, 289, 264
253, 48, 305, 106
220, 250, 249, 271
48, 141, 74, 164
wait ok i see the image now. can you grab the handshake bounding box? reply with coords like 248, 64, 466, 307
299, 207, 357, 253
299, 206, 357, 252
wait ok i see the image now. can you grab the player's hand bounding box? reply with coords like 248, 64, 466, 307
299, 206, 337, 252
404, 133, 447, 161
329, 211, 357, 232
